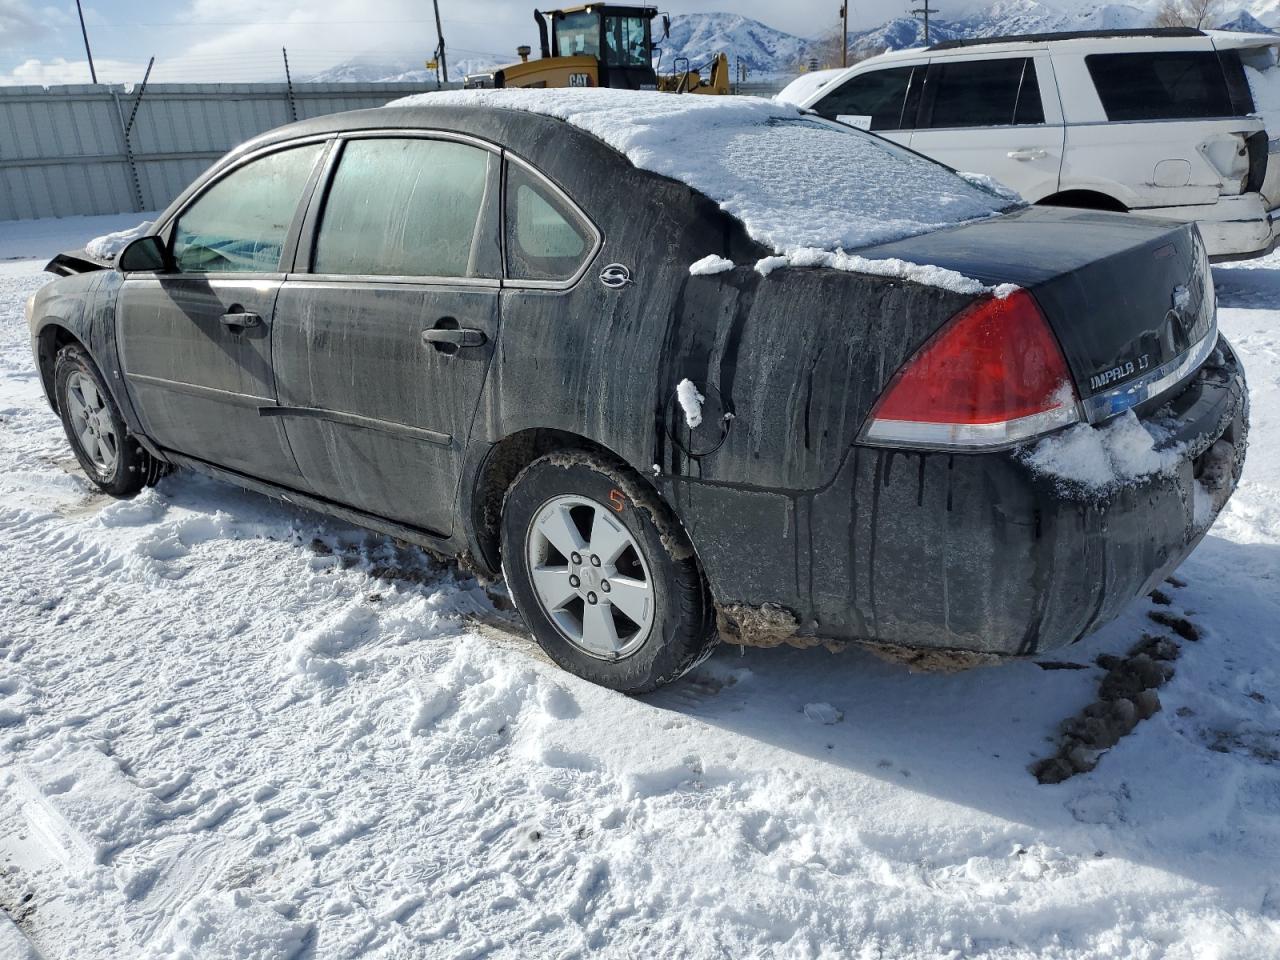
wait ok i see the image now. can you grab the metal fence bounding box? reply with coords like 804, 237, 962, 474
0, 82, 436, 221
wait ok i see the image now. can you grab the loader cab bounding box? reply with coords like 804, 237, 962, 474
547, 5, 659, 89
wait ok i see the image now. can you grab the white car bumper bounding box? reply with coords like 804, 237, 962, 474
1131, 193, 1278, 261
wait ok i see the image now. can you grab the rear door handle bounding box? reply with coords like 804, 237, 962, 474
422, 328, 486, 349
220, 309, 262, 330
1007, 148, 1048, 161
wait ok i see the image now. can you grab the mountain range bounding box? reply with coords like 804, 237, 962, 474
306, 0, 1279, 84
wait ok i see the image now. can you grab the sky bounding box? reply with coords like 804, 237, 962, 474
0, 0, 981, 85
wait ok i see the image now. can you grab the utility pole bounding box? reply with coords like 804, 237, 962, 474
911, 1, 939, 45
839, 3, 849, 68
75, 0, 98, 84
432, 0, 449, 84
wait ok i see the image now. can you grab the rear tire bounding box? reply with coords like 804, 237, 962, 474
501, 450, 717, 693
54, 344, 166, 497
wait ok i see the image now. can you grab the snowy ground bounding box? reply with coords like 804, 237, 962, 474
1, 214, 1278, 959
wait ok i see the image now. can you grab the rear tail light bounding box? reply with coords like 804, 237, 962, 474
859, 289, 1081, 451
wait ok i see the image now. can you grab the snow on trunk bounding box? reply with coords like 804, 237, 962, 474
688, 254, 735, 275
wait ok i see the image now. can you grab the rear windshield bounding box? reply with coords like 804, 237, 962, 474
1086, 50, 1255, 121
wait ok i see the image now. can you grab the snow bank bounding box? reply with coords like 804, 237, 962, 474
388, 90, 1010, 258
1020, 410, 1184, 494
85, 221, 152, 261
676, 378, 705, 428
145, 890, 312, 960
688, 254, 734, 276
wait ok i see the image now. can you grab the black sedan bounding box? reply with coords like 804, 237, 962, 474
28, 93, 1247, 692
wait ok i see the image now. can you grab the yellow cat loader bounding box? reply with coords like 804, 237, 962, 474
463, 5, 729, 94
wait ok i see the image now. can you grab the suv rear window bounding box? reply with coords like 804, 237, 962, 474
923, 58, 1045, 128
1086, 51, 1254, 121
812, 66, 916, 131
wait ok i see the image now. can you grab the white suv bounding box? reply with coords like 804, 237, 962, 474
779, 28, 1280, 260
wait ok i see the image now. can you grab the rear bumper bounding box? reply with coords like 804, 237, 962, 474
689, 337, 1247, 657
1131, 193, 1278, 261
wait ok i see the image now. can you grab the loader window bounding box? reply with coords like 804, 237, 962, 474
505, 162, 593, 282
556, 11, 601, 60
602, 15, 650, 69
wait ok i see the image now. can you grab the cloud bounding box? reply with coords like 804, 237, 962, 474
0, 0, 65, 53
1, 56, 146, 86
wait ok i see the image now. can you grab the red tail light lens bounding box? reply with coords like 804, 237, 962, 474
860, 289, 1081, 450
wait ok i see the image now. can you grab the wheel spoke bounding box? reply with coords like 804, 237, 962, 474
588, 509, 632, 567
66, 389, 87, 423
581, 601, 621, 654
536, 503, 587, 559
80, 378, 101, 411
79, 428, 99, 463
98, 429, 118, 467
605, 576, 650, 627
531, 565, 576, 612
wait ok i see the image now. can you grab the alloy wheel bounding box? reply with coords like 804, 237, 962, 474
525, 494, 655, 659
64, 371, 119, 475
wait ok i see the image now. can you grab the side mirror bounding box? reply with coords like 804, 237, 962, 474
662, 14, 670, 38
117, 235, 169, 273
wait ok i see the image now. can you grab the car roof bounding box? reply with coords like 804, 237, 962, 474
837, 26, 1276, 68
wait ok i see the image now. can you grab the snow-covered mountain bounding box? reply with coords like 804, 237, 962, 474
654, 12, 809, 76
306, 56, 499, 84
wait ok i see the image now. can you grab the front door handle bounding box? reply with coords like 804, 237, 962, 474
422, 327, 486, 349
220, 309, 262, 330
1007, 148, 1048, 161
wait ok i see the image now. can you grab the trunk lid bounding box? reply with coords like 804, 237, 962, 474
857, 206, 1216, 423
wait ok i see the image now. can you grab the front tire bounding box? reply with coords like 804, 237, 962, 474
54, 344, 165, 496
501, 450, 717, 693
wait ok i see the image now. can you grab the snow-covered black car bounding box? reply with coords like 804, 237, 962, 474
28, 90, 1247, 692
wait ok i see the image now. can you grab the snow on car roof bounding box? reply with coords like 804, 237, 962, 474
388, 89, 1010, 257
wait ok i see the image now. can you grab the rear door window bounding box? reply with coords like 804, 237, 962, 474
812, 66, 916, 130
312, 137, 497, 278
170, 143, 322, 274
922, 57, 1044, 128
504, 162, 595, 282
1086, 51, 1250, 121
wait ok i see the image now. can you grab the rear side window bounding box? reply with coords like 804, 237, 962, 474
171, 143, 322, 273
505, 163, 593, 282
313, 137, 496, 278
923, 58, 1044, 128
1086, 52, 1250, 121
813, 67, 916, 130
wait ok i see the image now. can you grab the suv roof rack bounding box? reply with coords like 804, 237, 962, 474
928, 27, 1206, 50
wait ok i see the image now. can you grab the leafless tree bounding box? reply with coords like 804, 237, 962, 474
1153, 0, 1223, 29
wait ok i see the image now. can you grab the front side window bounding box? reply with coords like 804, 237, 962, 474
814, 67, 915, 130
505, 163, 593, 282
313, 138, 495, 278
924, 58, 1044, 128
171, 143, 322, 273
1087, 51, 1244, 121
555, 11, 601, 59
602, 15, 649, 68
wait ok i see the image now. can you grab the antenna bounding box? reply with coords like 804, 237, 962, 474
911, 1, 939, 45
